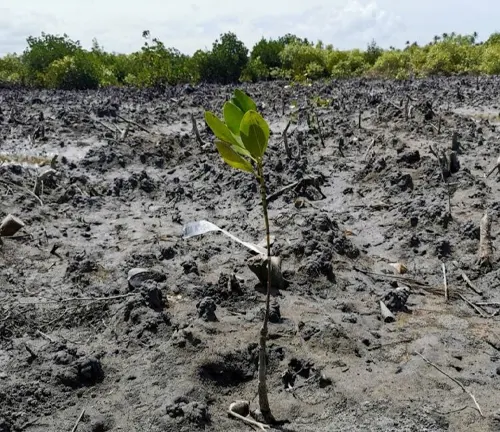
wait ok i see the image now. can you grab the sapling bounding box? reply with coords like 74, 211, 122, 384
204, 89, 275, 423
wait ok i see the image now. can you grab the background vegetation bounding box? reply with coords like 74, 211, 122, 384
1, 30, 500, 89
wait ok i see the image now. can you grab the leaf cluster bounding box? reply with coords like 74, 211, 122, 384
204, 90, 269, 176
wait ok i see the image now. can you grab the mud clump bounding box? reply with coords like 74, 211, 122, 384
56, 356, 104, 388
197, 297, 217, 322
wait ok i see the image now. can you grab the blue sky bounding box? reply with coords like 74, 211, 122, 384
0, 0, 498, 56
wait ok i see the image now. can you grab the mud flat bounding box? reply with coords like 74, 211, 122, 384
1, 77, 500, 431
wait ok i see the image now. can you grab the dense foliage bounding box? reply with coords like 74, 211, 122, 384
1, 30, 500, 89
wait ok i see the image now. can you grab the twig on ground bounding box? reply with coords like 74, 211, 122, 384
451, 261, 483, 295
36, 329, 56, 343
59, 294, 136, 303
267, 176, 325, 203
71, 409, 85, 432
91, 117, 116, 134
353, 266, 428, 286
429, 406, 468, 415
0, 179, 43, 206
457, 294, 488, 318
117, 115, 150, 133
485, 156, 500, 178
415, 351, 484, 417
367, 338, 414, 351
20, 417, 40, 430
18, 293, 136, 305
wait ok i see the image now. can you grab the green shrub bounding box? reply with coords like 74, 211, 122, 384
331, 49, 368, 78
4, 30, 500, 89
44, 51, 100, 90
23, 33, 81, 85
0, 54, 25, 84
196, 32, 249, 84
481, 44, 500, 74
485, 33, 500, 46
364, 39, 383, 66
240, 57, 269, 82
370, 50, 410, 79
250, 38, 284, 70
280, 42, 327, 80
305, 61, 326, 80
136, 35, 193, 87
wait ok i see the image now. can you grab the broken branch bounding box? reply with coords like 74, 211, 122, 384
415, 351, 484, 417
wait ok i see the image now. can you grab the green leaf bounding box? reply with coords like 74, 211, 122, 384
205, 111, 253, 159
204, 111, 239, 146
231, 89, 257, 113
215, 140, 254, 174
239, 110, 270, 159
223, 101, 244, 135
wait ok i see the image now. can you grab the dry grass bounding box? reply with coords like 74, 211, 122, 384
0, 153, 53, 166
469, 112, 500, 121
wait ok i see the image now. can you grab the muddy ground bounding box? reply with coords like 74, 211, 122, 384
1, 77, 500, 432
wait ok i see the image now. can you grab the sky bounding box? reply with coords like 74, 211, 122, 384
0, 0, 498, 56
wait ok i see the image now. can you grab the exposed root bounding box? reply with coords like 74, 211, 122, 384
228, 401, 270, 431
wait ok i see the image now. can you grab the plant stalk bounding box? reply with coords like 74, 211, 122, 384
256, 162, 274, 423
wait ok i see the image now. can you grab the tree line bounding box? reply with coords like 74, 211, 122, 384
1, 30, 500, 90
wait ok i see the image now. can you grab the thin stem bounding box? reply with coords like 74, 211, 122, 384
256, 162, 274, 422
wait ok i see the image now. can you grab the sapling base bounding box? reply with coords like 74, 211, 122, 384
247, 254, 285, 292
257, 164, 275, 424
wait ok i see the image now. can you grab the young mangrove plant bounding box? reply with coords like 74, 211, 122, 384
204, 89, 275, 424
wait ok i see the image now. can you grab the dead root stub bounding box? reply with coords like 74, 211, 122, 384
478, 211, 493, 268
0, 214, 25, 237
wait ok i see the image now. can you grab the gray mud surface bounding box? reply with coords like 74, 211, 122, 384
2, 77, 500, 431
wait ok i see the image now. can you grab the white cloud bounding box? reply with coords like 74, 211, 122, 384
0, 0, 499, 56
